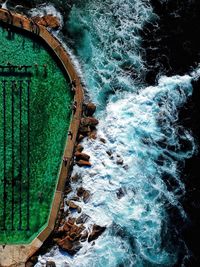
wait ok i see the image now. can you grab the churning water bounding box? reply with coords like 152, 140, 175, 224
33, 0, 200, 266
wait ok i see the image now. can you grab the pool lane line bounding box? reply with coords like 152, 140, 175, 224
2, 80, 7, 230
11, 80, 15, 230
26, 80, 30, 231
18, 80, 22, 231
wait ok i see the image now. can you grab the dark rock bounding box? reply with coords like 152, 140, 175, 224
99, 137, 106, 143
75, 144, 84, 152
85, 102, 96, 116
79, 125, 90, 135
76, 187, 91, 202
75, 152, 90, 161
116, 188, 125, 199
77, 134, 84, 142
106, 150, 112, 157
46, 261, 56, 267
76, 213, 90, 224
81, 117, 99, 127
88, 129, 97, 139
57, 236, 82, 255
80, 230, 88, 242
66, 201, 81, 213
76, 160, 92, 167
71, 173, 81, 183
116, 158, 123, 165
88, 225, 106, 242
32, 15, 60, 29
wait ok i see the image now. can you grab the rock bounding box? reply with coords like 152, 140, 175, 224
75, 152, 90, 161
80, 230, 88, 242
76, 160, 92, 167
88, 225, 106, 242
79, 125, 90, 135
83, 190, 90, 203
88, 129, 97, 139
85, 102, 96, 116
99, 137, 106, 143
81, 117, 99, 127
76, 213, 90, 224
71, 173, 81, 183
57, 236, 82, 255
77, 187, 85, 197
46, 261, 56, 267
76, 187, 90, 202
70, 196, 80, 202
106, 150, 112, 157
67, 201, 81, 213
116, 188, 125, 199
116, 158, 123, 165
67, 217, 76, 225
75, 144, 84, 152
77, 134, 84, 142
64, 186, 72, 195
32, 15, 60, 30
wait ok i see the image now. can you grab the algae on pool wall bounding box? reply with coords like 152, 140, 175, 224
0, 25, 73, 244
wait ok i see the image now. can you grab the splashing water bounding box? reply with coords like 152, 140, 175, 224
34, 0, 199, 266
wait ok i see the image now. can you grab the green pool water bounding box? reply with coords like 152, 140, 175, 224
0, 25, 73, 244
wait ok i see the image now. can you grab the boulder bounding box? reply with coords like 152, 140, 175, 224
88, 129, 97, 139
77, 134, 84, 142
81, 117, 99, 127
46, 261, 56, 267
57, 236, 82, 255
32, 15, 60, 30
66, 201, 81, 213
75, 144, 84, 152
116, 158, 123, 165
76, 213, 90, 224
99, 137, 106, 143
85, 102, 96, 116
83, 190, 90, 203
75, 152, 90, 161
88, 225, 106, 242
79, 125, 90, 135
76, 160, 91, 167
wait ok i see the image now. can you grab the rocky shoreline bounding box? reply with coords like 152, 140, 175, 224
26, 102, 106, 266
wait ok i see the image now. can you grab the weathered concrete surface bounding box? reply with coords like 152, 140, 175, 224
0, 8, 84, 267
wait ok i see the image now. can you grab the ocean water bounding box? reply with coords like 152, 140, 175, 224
31, 0, 200, 266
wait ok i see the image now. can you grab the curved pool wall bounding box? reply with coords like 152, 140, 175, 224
0, 8, 84, 267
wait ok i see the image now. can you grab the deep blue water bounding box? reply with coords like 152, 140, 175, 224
26, 0, 200, 266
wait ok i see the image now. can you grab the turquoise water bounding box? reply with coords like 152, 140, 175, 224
0, 25, 72, 243
34, 1, 199, 266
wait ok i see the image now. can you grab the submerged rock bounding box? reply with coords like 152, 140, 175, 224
32, 15, 60, 29
88, 225, 106, 242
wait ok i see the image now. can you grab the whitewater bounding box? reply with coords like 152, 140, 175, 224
32, 0, 199, 266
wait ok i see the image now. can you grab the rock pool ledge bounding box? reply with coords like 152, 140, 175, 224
0, 8, 84, 267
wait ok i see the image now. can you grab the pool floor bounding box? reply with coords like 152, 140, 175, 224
0, 25, 73, 244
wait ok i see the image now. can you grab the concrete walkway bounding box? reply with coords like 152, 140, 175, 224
0, 8, 84, 267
